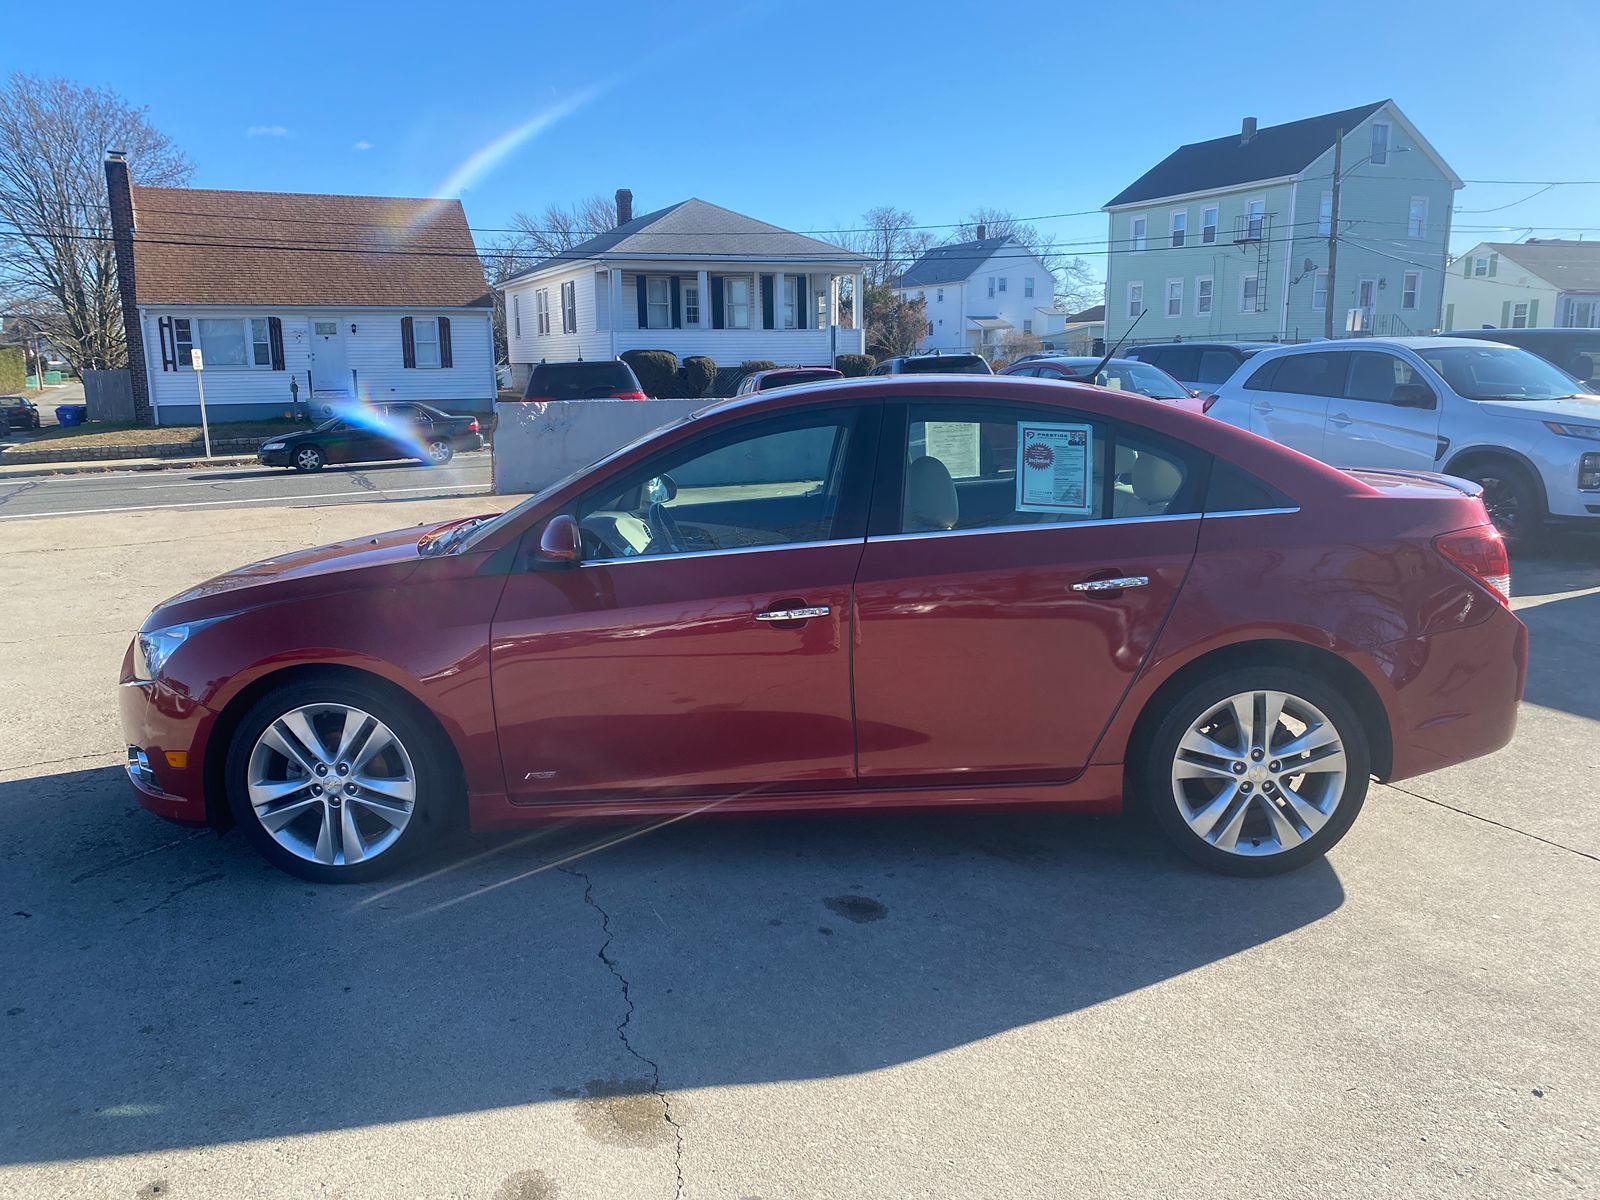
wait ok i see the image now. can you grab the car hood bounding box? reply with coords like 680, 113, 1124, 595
144, 521, 464, 627
1475, 395, 1600, 422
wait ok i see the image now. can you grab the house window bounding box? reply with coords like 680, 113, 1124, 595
1313, 271, 1329, 311
562, 281, 577, 333
1196, 277, 1213, 315
249, 318, 271, 366
783, 276, 799, 328
413, 317, 441, 368
936, 287, 944, 302
173, 318, 194, 366
987, 277, 996, 298
997, 277, 1007, 293
1318, 192, 1332, 237
1132, 216, 1147, 251
1371, 121, 1390, 165
174, 317, 274, 369
1202, 205, 1218, 245
1402, 271, 1419, 310
1024, 277, 1034, 298
1511, 302, 1530, 329
1241, 274, 1259, 313
684, 285, 700, 326
535, 289, 551, 335
1246, 199, 1266, 241
1566, 298, 1600, 328
1166, 279, 1183, 317
725, 277, 751, 328
1127, 282, 1144, 319
1023, 318, 1033, 334
1171, 211, 1187, 248
1408, 197, 1428, 239
512, 293, 522, 338
644, 277, 670, 329
1472, 256, 1490, 277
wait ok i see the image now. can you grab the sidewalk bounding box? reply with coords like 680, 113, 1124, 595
0, 453, 258, 479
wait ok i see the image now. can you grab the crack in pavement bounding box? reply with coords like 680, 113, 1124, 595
557, 864, 686, 1199
1381, 782, 1600, 865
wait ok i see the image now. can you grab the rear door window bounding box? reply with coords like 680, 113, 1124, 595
1154, 347, 1199, 381
1196, 349, 1243, 385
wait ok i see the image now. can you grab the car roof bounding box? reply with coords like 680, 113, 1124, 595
1251, 336, 1511, 356
1019, 356, 1143, 369
751, 367, 841, 379
1129, 341, 1282, 352
1436, 327, 1591, 340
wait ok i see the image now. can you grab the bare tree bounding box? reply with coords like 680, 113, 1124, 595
0, 74, 191, 371
954, 207, 1101, 313
840, 207, 933, 286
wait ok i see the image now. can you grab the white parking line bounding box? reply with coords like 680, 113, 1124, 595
0, 483, 487, 521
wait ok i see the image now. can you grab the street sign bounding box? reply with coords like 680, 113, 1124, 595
190, 348, 204, 370
190, 348, 211, 456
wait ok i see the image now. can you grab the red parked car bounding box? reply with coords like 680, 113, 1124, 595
120, 376, 1526, 882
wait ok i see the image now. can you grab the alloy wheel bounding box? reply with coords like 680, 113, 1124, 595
1169, 690, 1347, 858
246, 703, 417, 867
1477, 474, 1520, 532
296, 447, 322, 471
427, 440, 452, 464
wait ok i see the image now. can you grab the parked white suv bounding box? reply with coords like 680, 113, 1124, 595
1205, 336, 1600, 540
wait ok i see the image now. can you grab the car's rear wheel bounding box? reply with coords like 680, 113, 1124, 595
1458, 459, 1545, 548
224, 678, 453, 882
293, 445, 324, 473
1139, 667, 1370, 876
423, 438, 454, 467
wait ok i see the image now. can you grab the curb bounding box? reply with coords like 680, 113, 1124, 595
0, 455, 258, 480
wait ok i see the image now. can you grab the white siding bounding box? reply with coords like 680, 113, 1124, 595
895, 239, 1063, 353
504, 268, 607, 364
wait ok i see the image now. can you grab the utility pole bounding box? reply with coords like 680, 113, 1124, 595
1324, 128, 1343, 340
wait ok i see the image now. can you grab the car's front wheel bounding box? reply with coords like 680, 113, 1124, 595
224, 677, 454, 882
293, 445, 324, 473
1139, 666, 1370, 876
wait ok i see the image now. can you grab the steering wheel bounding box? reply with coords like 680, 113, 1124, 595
646, 500, 684, 554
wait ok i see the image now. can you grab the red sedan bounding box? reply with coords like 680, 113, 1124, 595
120, 376, 1526, 882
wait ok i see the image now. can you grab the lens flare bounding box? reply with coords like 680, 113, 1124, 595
328, 391, 432, 461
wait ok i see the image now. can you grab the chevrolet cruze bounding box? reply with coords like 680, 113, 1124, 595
121, 376, 1526, 882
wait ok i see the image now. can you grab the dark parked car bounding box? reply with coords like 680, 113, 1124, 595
1123, 342, 1281, 390
0, 395, 41, 431
521, 359, 646, 401
736, 367, 844, 395
257, 402, 482, 472
124, 375, 1524, 883
1437, 327, 1600, 390
1001, 356, 1205, 412
870, 353, 993, 375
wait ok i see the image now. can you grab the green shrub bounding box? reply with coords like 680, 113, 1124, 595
0, 346, 24, 393
834, 353, 874, 377
734, 359, 778, 390
682, 355, 717, 398
620, 349, 679, 398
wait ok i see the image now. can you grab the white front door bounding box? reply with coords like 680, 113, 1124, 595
309, 319, 348, 394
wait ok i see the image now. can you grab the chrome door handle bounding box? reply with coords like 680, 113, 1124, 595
1329, 412, 1353, 427
1254, 402, 1274, 413
754, 605, 830, 621
1072, 576, 1150, 593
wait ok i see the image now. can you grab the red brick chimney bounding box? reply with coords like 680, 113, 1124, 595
615, 188, 633, 227
976, 222, 987, 241
105, 150, 152, 422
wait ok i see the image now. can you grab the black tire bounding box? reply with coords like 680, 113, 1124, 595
224, 676, 457, 883
1458, 458, 1546, 549
1135, 665, 1371, 877
422, 439, 454, 467
292, 445, 324, 473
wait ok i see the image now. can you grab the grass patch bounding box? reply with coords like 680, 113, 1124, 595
15, 419, 302, 450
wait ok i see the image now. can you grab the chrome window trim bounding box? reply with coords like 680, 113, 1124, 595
577, 536, 865, 567
1205, 506, 1301, 519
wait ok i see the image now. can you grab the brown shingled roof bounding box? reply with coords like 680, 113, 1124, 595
128, 186, 491, 308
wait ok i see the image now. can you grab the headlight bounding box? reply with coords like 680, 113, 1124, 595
261, 442, 287, 451
1543, 421, 1600, 440
131, 620, 215, 681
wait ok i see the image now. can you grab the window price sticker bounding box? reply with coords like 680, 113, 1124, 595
1016, 422, 1094, 514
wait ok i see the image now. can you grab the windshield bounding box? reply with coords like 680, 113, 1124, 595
761, 370, 840, 390
1419, 345, 1593, 401
901, 355, 991, 375
1100, 362, 1189, 399
312, 416, 343, 432
525, 362, 640, 399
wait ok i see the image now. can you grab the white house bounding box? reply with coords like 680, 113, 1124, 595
1038, 304, 1106, 355
890, 231, 1066, 355
1443, 239, 1600, 332
106, 153, 497, 424
498, 190, 868, 387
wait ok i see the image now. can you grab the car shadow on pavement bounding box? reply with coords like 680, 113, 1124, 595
0, 764, 1344, 1165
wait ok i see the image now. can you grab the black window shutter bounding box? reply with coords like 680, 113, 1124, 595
400, 316, 416, 368
670, 276, 681, 329
711, 277, 725, 329
797, 276, 808, 329
761, 274, 775, 330
267, 317, 285, 370
158, 316, 175, 371
438, 316, 453, 368
635, 275, 648, 329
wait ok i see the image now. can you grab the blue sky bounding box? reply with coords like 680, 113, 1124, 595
9, 0, 1600, 274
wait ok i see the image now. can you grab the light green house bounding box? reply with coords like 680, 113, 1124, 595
1102, 100, 1460, 347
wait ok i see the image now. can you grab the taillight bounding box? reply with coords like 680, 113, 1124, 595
1434, 525, 1511, 606
611, 390, 647, 400
467, 419, 480, 432
1200, 393, 1220, 414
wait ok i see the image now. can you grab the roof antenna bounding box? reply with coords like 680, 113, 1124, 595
1087, 307, 1147, 377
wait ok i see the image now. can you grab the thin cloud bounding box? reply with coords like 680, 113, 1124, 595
246, 125, 290, 138
352, 140, 373, 151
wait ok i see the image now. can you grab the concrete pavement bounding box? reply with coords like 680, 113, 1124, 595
0, 500, 1595, 1199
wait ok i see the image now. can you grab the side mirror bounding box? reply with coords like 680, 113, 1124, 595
1390, 382, 1436, 409
644, 473, 678, 505
1189, 388, 1203, 398
536, 514, 581, 565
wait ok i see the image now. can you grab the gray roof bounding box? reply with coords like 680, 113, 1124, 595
892, 237, 1011, 288
1484, 239, 1600, 293
1064, 304, 1105, 324
1105, 101, 1389, 208
501, 199, 864, 284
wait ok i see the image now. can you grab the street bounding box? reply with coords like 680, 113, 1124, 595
0, 495, 1595, 1199
0, 453, 492, 521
